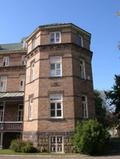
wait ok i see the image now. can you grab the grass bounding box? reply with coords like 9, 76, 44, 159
0, 149, 76, 156
0, 149, 42, 155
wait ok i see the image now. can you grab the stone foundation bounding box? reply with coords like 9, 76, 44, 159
23, 131, 74, 153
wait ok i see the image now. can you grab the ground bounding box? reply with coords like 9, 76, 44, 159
0, 155, 120, 159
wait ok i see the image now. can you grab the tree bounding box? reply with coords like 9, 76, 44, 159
105, 75, 120, 119
72, 120, 110, 155
94, 90, 107, 127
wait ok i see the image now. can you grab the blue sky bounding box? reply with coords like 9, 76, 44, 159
0, 0, 120, 90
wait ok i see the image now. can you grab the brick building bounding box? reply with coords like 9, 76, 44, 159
0, 42, 26, 148
0, 23, 95, 152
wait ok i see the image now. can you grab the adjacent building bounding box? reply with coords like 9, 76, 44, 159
0, 23, 95, 152
0, 42, 26, 148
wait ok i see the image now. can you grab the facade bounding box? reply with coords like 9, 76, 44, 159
0, 23, 95, 152
0, 43, 26, 148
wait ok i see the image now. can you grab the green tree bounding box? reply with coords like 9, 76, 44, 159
94, 90, 107, 127
72, 120, 110, 155
105, 75, 120, 119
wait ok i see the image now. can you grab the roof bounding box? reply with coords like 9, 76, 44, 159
0, 43, 26, 53
0, 92, 24, 98
26, 23, 91, 42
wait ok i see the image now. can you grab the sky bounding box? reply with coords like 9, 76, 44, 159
0, 0, 120, 90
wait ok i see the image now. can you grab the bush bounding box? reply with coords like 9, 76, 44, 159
72, 120, 110, 155
10, 139, 38, 153
21, 142, 38, 153
10, 139, 25, 152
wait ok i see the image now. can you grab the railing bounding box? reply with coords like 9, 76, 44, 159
0, 121, 23, 131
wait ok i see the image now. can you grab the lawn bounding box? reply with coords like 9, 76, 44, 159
0, 149, 42, 155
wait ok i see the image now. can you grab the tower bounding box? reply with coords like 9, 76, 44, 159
23, 23, 95, 153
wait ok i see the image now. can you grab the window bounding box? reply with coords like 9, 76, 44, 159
50, 56, 62, 77
80, 59, 86, 79
82, 95, 88, 118
0, 103, 4, 122
28, 96, 33, 120
30, 60, 35, 81
0, 76, 7, 92
17, 104, 23, 121
19, 75, 25, 91
50, 136, 64, 153
3, 56, 9, 66
21, 55, 26, 65
50, 32, 61, 43
79, 35, 83, 47
32, 37, 36, 50
49, 94, 63, 118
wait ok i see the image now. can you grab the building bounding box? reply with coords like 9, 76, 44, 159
0, 42, 26, 148
0, 23, 95, 152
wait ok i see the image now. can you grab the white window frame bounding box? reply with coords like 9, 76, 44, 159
82, 95, 88, 119
0, 76, 7, 92
80, 59, 86, 79
17, 104, 23, 121
50, 136, 64, 153
3, 56, 9, 66
30, 60, 35, 81
50, 32, 61, 44
49, 94, 63, 119
19, 75, 25, 91
50, 56, 62, 77
28, 96, 33, 120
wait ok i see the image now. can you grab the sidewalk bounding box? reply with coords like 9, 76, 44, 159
0, 154, 120, 159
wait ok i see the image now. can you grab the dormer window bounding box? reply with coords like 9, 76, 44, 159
32, 37, 36, 50
50, 32, 61, 43
3, 56, 9, 66
78, 35, 83, 47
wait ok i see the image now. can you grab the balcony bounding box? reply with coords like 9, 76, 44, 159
0, 121, 23, 132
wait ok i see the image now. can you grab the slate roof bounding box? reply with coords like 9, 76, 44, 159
0, 43, 25, 53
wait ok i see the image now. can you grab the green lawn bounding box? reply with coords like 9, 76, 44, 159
0, 149, 42, 155
0, 149, 77, 156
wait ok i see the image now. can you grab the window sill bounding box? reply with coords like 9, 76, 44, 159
49, 118, 65, 121
49, 76, 62, 79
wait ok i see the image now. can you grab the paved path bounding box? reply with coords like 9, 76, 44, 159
0, 155, 120, 159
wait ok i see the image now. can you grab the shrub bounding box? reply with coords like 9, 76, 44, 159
72, 120, 110, 155
10, 139, 25, 152
10, 139, 38, 153
21, 141, 38, 153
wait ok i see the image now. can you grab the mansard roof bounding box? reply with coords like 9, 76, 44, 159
0, 42, 26, 53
